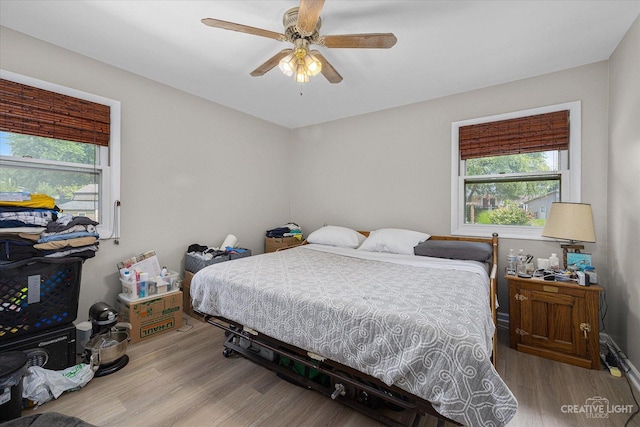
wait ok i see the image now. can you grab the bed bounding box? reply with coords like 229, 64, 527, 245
190, 228, 517, 426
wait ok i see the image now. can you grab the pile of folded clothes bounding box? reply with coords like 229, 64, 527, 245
35, 214, 100, 259
0, 193, 59, 261
265, 222, 303, 241
0, 192, 99, 261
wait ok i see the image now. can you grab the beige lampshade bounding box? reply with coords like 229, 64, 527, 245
541, 202, 596, 242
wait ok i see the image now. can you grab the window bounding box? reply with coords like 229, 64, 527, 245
0, 70, 120, 239
451, 101, 581, 239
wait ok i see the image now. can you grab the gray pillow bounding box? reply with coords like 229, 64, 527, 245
414, 240, 493, 263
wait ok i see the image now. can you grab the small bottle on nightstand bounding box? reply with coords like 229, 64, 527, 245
507, 249, 517, 275
517, 249, 526, 274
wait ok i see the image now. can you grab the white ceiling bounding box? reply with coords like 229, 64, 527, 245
1, 1, 639, 129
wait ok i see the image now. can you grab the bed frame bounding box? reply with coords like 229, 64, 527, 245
197, 232, 499, 427
426, 233, 500, 367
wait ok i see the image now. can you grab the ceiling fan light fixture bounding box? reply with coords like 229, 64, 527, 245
295, 62, 310, 83
279, 38, 321, 83
277, 37, 318, 83
304, 52, 322, 76
278, 52, 296, 76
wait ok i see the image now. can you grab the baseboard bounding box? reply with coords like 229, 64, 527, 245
601, 333, 640, 393
496, 316, 639, 393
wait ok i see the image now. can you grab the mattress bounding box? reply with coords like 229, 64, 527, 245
191, 244, 517, 426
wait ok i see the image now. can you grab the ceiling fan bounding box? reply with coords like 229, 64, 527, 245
201, 0, 397, 84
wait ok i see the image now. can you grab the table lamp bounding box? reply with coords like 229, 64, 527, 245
541, 202, 596, 269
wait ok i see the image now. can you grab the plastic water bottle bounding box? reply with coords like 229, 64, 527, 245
517, 249, 526, 275
549, 253, 560, 270
507, 249, 517, 275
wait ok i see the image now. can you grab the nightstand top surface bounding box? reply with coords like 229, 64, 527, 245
505, 274, 603, 291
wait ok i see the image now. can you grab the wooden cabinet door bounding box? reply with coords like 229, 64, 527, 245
520, 287, 587, 358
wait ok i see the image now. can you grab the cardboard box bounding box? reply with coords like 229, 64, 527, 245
265, 236, 301, 253
117, 291, 183, 344
182, 270, 205, 322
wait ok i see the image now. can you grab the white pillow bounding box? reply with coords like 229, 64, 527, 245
307, 225, 367, 248
358, 228, 431, 255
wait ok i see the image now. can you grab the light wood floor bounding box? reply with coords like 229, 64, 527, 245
22, 315, 638, 426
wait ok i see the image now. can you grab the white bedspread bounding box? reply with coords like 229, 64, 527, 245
191, 244, 517, 426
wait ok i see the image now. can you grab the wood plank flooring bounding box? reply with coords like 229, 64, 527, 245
21, 316, 639, 426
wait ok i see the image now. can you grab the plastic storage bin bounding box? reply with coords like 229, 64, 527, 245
228, 249, 252, 260
0, 257, 83, 342
120, 270, 179, 300
184, 253, 229, 273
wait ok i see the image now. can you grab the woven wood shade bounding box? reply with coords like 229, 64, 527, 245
0, 78, 110, 146
459, 110, 569, 160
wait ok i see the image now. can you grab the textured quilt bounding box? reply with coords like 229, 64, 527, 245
191, 244, 517, 426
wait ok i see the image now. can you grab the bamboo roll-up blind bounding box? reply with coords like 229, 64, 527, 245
0, 78, 110, 146
459, 110, 569, 160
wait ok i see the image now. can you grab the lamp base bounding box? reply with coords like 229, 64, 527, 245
561, 244, 584, 270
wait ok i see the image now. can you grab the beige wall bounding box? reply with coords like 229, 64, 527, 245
608, 16, 640, 373
290, 62, 610, 328
2, 20, 637, 376
0, 27, 292, 320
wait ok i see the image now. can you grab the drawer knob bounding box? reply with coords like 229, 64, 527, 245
580, 322, 592, 339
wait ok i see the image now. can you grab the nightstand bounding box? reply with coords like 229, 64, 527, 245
507, 275, 602, 369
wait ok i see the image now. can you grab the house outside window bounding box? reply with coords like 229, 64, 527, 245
0, 70, 120, 239
451, 101, 581, 240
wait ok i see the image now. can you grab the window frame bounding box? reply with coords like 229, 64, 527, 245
450, 101, 581, 239
0, 69, 121, 240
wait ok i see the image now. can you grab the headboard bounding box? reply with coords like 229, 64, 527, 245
356, 231, 498, 268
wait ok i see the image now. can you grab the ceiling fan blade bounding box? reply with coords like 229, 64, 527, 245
250, 49, 293, 76
323, 33, 397, 49
201, 18, 284, 41
311, 51, 343, 84
297, 0, 325, 35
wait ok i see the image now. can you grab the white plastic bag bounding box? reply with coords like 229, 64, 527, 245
22, 363, 95, 406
